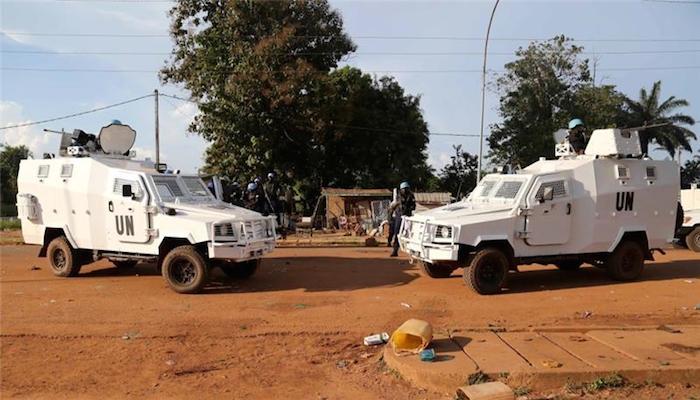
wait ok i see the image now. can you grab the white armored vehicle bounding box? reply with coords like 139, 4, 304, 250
16, 123, 276, 294
399, 128, 681, 294
678, 184, 700, 252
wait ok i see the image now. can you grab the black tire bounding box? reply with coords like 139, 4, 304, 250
219, 259, 259, 280
463, 248, 509, 295
606, 240, 645, 281
418, 260, 455, 278
47, 236, 82, 277
161, 245, 209, 294
112, 260, 138, 269
555, 260, 583, 271
685, 227, 700, 253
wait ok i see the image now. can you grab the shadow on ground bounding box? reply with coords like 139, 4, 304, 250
503, 258, 700, 294
76, 256, 420, 294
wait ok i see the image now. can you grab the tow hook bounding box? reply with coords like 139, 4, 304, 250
650, 248, 666, 255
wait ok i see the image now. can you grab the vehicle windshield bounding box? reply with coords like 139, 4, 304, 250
150, 175, 215, 202
468, 175, 529, 203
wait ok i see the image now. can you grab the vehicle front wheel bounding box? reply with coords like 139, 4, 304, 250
112, 260, 138, 269
463, 248, 509, 295
555, 260, 583, 271
418, 261, 455, 278
219, 259, 259, 280
606, 240, 645, 281
161, 245, 209, 294
47, 236, 82, 277
685, 227, 700, 253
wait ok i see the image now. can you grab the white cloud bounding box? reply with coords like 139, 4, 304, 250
0, 101, 57, 157
95, 9, 166, 31
429, 151, 452, 170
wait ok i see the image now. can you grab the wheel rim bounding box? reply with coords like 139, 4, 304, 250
477, 257, 502, 287
694, 233, 700, 248
52, 249, 66, 270
170, 258, 197, 286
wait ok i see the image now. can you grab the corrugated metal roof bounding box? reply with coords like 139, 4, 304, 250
414, 192, 452, 204
322, 187, 392, 197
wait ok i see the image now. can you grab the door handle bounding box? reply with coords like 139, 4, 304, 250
566, 203, 571, 215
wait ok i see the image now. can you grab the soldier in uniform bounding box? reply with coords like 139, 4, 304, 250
388, 181, 416, 257
567, 118, 588, 155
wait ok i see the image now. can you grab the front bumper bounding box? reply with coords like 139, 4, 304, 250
398, 218, 459, 262
208, 239, 276, 261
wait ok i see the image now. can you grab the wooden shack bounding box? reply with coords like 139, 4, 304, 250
321, 188, 392, 229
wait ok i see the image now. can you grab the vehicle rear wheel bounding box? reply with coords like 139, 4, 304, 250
161, 245, 209, 294
463, 248, 509, 295
112, 260, 138, 269
685, 227, 700, 253
555, 260, 583, 271
418, 260, 455, 278
219, 259, 259, 280
47, 236, 82, 277
606, 240, 645, 281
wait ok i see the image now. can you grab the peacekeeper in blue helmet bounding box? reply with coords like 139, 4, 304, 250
388, 181, 416, 257
567, 118, 588, 155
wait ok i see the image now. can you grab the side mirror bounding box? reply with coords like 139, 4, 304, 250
537, 186, 554, 203
122, 184, 134, 198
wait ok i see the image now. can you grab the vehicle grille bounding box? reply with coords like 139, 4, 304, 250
213, 223, 236, 239
407, 221, 425, 241
244, 220, 270, 240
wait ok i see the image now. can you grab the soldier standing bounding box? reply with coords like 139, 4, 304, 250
388, 181, 416, 257
567, 118, 588, 155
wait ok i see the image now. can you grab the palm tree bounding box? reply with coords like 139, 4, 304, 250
622, 81, 696, 157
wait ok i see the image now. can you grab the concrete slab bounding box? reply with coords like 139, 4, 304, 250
453, 332, 531, 374
383, 333, 478, 394
385, 326, 700, 394
587, 330, 700, 368
498, 332, 589, 371
456, 381, 514, 400
541, 332, 644, 370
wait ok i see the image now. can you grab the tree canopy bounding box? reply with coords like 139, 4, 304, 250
161, 0, 433, 207
486, 36, 696, 168
621, 81, 696, 157
0, 145, 31, 214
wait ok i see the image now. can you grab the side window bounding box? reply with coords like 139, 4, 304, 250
60, 164, 73, 178
113, 178, 142, 199
535, 180, 567, 200
38, 164, 50, 178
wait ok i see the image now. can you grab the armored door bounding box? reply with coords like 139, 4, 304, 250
524, 176, 573, 246
106, 174, 151, 244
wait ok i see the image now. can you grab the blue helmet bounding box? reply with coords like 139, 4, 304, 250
111, 119, 122, 125
568, 118, 584, 129
399, 181, 410, 190
247, 182, 258, 191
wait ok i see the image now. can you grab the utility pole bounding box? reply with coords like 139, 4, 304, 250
477, 0, 501, 184
154, 89, 160, 165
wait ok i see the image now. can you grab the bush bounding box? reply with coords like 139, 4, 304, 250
0, 218, 21, 230
0, 203, 17, 217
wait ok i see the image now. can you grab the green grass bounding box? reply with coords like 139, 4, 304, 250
0, 218, 21, 230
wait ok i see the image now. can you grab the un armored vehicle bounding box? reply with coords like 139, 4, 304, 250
16, 123, 276, 294
399, 128, 680, 294
678, 184, 700, 252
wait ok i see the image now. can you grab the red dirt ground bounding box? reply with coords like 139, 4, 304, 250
1, 243, 699, 399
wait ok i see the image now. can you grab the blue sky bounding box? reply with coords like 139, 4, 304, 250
1, 0, 699, 174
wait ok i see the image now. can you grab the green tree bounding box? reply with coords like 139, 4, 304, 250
161, 1, 434, 208
487, 36, 632, 169
487, 36, 592, 168
438, 145, 477, 199
681, 156, 700, 188
621, 81, 696, 157
0, 145, 32, 215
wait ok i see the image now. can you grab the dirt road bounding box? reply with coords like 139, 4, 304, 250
1, 244, 699, 399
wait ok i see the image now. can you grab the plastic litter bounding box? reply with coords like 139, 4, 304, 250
363, 332, 390, 346
419, 348, 436, 362
390, 318, 433, 354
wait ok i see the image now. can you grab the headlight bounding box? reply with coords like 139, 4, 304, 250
434, 225, 453, 239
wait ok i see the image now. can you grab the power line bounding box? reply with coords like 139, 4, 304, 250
160, 93, 479, 137
0, 93, 154, 130
4, 31, 700, 42
4, 65, 700, 74
5, 49, 700, 56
